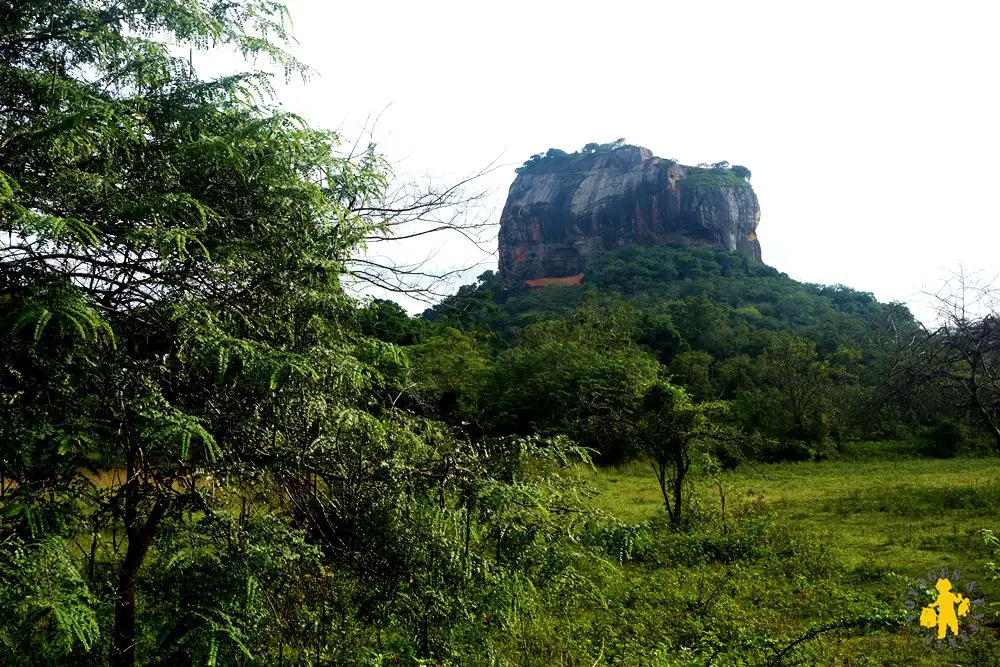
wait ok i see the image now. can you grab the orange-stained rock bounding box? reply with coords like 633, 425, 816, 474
524, 273, 584, 289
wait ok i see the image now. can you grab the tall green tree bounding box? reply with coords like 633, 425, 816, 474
0, 1, 389, 664
488, 296, 661, 461
746, 336, 831, 442
409, 327, 492, 426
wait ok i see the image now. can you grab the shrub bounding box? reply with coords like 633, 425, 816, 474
677, 168, 751, 188
922, 419, 962, 458
731, 164, 752, 180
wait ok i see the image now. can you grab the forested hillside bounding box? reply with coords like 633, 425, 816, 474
390, 245, 981, 463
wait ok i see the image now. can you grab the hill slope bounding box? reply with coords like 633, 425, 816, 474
368, 245, 979, 462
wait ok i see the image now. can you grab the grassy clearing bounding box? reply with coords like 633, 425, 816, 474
576, 452, 1000, 665
592, 455, 1000, 571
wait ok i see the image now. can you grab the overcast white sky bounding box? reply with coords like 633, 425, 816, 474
212, 0, 1000, 321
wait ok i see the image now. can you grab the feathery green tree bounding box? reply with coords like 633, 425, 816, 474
0, 1, 388, 664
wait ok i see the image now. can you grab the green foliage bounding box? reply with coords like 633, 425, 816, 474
0, 539, 99, 664
409, 327, 491, 424
631, 381, 734, 525
677, 166, 752, 188
9, 280, 114, 348
356, 298, 431, 345
409, 244, 924, 463
668, 351, 715, 402
923, 419, 964, 459
486, 295, 661, 461
515, 139, 635, 174
740, 335, 830, 442
420, 270, 501, 332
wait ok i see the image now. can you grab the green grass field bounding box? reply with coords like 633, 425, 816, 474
572, 453, 1000, 665
593, 456, 1000, 570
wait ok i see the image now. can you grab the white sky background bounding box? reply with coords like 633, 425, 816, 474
200, 0, 1000, 322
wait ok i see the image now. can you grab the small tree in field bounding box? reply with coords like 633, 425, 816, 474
631, 381, 731, 526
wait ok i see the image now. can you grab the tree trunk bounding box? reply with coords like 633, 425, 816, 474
110, 449, 168, 667
672, 451, 685, 526
654, 460, 674, 523
110, 500, 166, 667
88, 526, 99, 581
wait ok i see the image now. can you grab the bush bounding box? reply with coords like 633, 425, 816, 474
752, 438, 814, 463
916, 418, 997, 458
676, 168, 750, 189
922, 419, 962, 458
731, 165, 752, 180
516, 140, 632, 174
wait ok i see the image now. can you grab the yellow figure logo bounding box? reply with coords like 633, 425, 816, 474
919, 578, 971, 640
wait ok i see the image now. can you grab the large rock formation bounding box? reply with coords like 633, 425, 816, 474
498, 145, 761, 288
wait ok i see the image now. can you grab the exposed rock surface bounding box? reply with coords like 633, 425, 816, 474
498, 146, 761, 288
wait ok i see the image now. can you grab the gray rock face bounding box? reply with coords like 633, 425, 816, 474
498, 146, 761, 288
